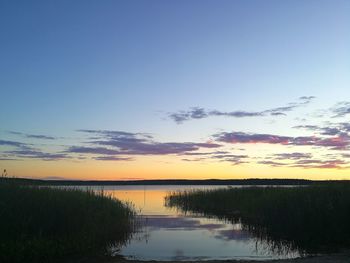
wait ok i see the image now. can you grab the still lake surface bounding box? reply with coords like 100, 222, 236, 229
77, 185, 301, 261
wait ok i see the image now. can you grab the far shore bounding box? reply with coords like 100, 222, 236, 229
5, 177, 350, 186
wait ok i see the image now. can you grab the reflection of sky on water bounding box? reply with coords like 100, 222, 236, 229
90, 185, 300, 260
143, 216, 226, 231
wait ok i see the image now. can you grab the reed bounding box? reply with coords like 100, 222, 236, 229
166, 184, 350, 253
0, 180, 136, 263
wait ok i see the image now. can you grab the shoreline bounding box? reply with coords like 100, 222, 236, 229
80, 252, 350, 263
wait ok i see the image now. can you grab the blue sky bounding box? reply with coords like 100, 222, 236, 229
0, 1, 350, 179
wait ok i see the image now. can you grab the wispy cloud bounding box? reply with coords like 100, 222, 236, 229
67, 146, 121, 155
293, 122, 350, 136
2, 130, 222, 162
212, 154, 248, 165
8, 131, 56, 140
258, 160, 287, 167
291, 159, 347, 169
5, 149, 68, 161
272, 152, 312, 160
259, 157, 346, 169
214, 131, 350, 150
181, 151, 249, 165
182, 151, 230, 156
0, 138, 67, 161
169, 96, 315, 124
0, 139, 28, 148
331, 102, 350, 118
214, 132, 290, 144
0, 157, 19, 161
257, 150, 348, 169
66, 130, 222, 160
93, 156, 133, 161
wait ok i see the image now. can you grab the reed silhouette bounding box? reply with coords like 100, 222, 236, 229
0, 179, 136, 263
166, 184, 350, 254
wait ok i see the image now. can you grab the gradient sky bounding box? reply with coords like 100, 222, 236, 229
1, 0, 350, 180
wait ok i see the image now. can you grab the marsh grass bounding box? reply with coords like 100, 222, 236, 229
0, 180, 136, 263
165, 184, 350, 254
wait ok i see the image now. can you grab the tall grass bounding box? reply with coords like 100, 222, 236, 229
0, 180, 136, 263
166, 184, 350, 253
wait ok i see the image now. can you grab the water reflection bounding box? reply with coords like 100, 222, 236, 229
142, 215, 225, 231
123, 214, 299, 261
74, 185, 301, 260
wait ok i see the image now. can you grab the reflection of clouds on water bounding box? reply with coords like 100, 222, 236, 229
142, 215, 225, 231
214, 229, 251, 241
140, 215, 262, 245
97, 186, 302, 260
122, 214, 301, 261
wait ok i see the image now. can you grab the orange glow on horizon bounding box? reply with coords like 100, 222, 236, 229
2, 156, 349, 181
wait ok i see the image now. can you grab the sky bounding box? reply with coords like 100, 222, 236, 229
0, 0, 350, 180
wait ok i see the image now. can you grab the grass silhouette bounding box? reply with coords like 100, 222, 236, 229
0, 179, 136, 263
166, 184, 350, 254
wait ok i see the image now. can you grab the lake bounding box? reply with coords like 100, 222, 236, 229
74, 185, 301, 261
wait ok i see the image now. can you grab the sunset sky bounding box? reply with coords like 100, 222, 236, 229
1, 0, 350, 180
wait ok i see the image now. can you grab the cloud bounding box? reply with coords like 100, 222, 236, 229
259, 158, 346, 169
272, 152, 312, 160
293, 125, 341, 136
291, 159, 347, 169
261, 150, 348, 169
94, 141, 221, 155
25, 134, 55, 140
168, 107, 209, 124
78, 129, 141, 138
181, 152, 217, 156
293, 125, 319, 130
214, 132, 290, 144
93, 156, 133, 161
331, 102, 350, 118
181, 157, 207, 162
0, 157, 19, 161
294, 122, 350, 137
259, 152, 347, 169
258, 160, 288, 167
0, 139, 27, 148
210, 153, 248, 165
9, 131, 55, 140
2, 130, 223, 162
0, 137, 69, 161
169, 96, 316, 124
214, 131, 350, 150
0, 137, 70, 161
169, 108, 264, 124
5, 149, 68, 161
299, 96, 316, 101
342, 153, 350, 158
313, 134, 350, 150
67, 146, 121, 155
181, 152, 248, 165
66, 130, 222, 161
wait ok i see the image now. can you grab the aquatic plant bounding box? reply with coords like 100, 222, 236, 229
0, 180, 136, 263
165, 184, 350, 253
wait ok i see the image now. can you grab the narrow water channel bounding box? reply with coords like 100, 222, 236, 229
97, 185, 301, 261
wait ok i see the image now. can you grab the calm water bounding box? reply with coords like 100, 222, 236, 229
78, 185, 301, 261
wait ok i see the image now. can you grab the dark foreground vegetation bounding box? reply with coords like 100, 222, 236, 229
0, 180, 136, 263
166, 184, 350, 254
